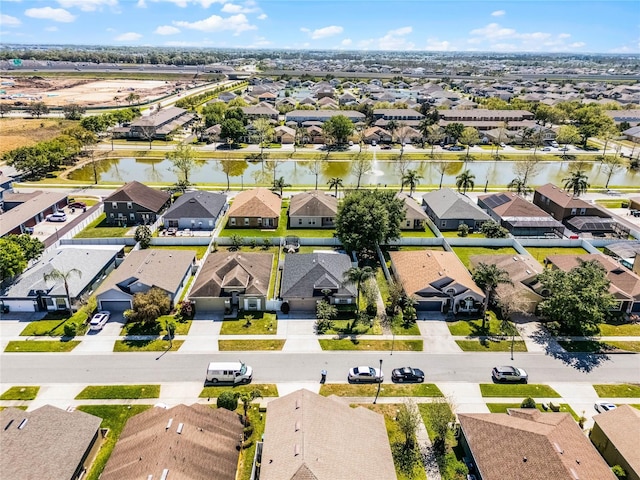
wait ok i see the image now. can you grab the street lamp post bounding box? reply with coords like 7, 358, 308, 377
373, 358, 383, 404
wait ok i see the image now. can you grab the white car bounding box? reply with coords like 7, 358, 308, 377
594, 402, 616, 413
46, 212, 67, 222
492, 366, 528, 383
348, 366, 383, 383
89, 311, 111, 331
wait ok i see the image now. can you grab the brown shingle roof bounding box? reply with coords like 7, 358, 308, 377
100, 404, 243, 480
592, 405, 640, 477
289, 190, 338, 218
227, 188, 281, 219
459, 409, 616, 480
189, 252, 273, 297
390, 249, 483, 296
535, 183, 592, 209
469, 254, 543, 301
0, 190, 68, 237
0, 405, 102, 480
397, 192, 429, 222
104, 181, 171, 213
259, 389, 396, 480
479, 192, 551, 218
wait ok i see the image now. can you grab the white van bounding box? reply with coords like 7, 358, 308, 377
206, 362, 253, 384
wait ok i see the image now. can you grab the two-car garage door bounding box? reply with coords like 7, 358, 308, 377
417, 300, 443, 312
98, 300, 132, 312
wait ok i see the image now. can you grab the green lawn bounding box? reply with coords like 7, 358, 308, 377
400, 227, 436, 238
74, 213, 130, 238
479, 384, 560, 398
4, 340, 80, 352
486, 402, 579, 420
149, 245, 209, 259
595, 199, 629, 208
236, 402, 266, 480
452, 246, 518, 268
113, 339, 183, 352
77, 405, 152, 480
157, 315, 192, 336
324, 319, 382, 335
200, 384, 278, 398
525, 247, 588, 264
120, 317, 191, 336
446, 312, 515, 336
219, 313, 277, 335
593, 384, 640, 398
319, 383, 443, 397
19, 314, 89, 337
441, 231, 485, 238
0, 386, 40, 400
558, 340, 640, 353
218, 339, 285, 350
319, 339, 423, 351
391, 321, 421, 335
456, 339, 527, 352
598, 320, 640, 336
75, 385, 161, 399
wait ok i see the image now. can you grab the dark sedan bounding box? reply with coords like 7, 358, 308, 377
391, 367, 425, 383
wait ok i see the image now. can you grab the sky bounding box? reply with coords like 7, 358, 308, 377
0, 0, 638, 53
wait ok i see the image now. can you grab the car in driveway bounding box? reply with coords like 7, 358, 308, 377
68, 201, 87, 209
594, 402, 616, 413
348, 366, 383, 383
391, 367, 424, 383
542, 147, 552, 151
89, 311, 111, 331
492, 366, 528, 383
46, 212, 67, 222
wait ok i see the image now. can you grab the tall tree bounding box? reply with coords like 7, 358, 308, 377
455, 169, 475, 195
459, 126, 480, 162
27, 102, 49, 118
327, 177, 343, 197
218, 158, 248, 191
512, 156, 541, 192
444, 122, 464, 145
507, 177, 531, 197
238, 389, 262, 426
168, 143, 198, 185
62, 104, 86, 120
343, 266, 375, 313
556, 124, 581, 159
351, 151, 372, 189
0, 239, 27, 283
322, 115, 354, 145
602, 156, 624, 189
127, 287, 172, 325
303, 155, 326, 190
43, 268, 82, 312
562, 170, 590, 197
471, 263, 513, 327
386, 120, 398, 143
220, 118, 246, 145
402, 169, 422, 197
5, 234, 44, 262
252, 118, 274, 160
394, 154, 412, 192
271, 176, 290, 196
426, 124, 445, 156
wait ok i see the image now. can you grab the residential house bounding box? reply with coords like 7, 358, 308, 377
285, 110, 365, 125
0, 172, 14, 204
373, 108, 425, 127
163, 190, 227, 231
123, 106, 196, 140
241, 105, 279, 121
1, 245, 123, 313
288, 190, 338, 229
95, 249, 196, 311
0, 190, 68, 237
305, 125, 325, 144
274, 125, 296, 144
545, 254, 640, 313
280, 252, 355, 311
458, 409, 616, 480
0, 405, 103, 480
605, 109, 640, 125
101, 404, 243, 480
362, 126, 392, 144
227, 188, 281, 229
468, 254, 544, 314
103, 181, 171, 226
438, 109, 536, 132
422, 188, 492, 231
397, 192, 429, 230
257, 389, 396, 480
390, 250, 485, 313
478, 192, 564, 237
533, 183, 613, 234
590, 405, 640, 480
622, 125, 640, 143
189, 252, 273, 312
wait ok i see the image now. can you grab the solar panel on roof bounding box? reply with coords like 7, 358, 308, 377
483, 193, 511, 209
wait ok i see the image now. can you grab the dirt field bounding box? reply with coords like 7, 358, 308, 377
0, 77, 183, 107
0, 118, 77, 155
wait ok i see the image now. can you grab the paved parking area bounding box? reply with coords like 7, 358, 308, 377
30, 207, 87, 242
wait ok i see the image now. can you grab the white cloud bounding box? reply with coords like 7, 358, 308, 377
25, 7, 76, 22
569, 42, 586, 48
307, 25, 343, 40
377, 25, 413, 50
45, 26, 58, 31
425, 37, 453, 51
115, 31, 142, 41
470, 23, 515, 39
136, 0, 146, 6
174, 13, 255, 35
300, 27, 310, 33
57, 0, 118, 11
0, 14, 21, 26
491, 10, 505, 17
106, 27, 116, 32
154, 25, 180, 35
149, 0, 225, 7
221, 2, 258, 14
257, 13, 267, 20
559, 33, 571, 39
341, 38, 352, 46
388, 26, 412, 36
246, 36, 271, 47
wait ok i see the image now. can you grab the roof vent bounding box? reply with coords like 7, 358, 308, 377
148, 476, 153, 480
177, 423, 184, 434
525, 270, 532, 275
160, 469, 169, 480
513, 256, 518, 261
570, 467, 580, 480
294, 444, 300, 456
17, 419, 28, 430
166, 418, 173, 430
295, 399, 301, 410
295, 421, 301, 432
554, 442, 563, 454
523, 456, 527, 462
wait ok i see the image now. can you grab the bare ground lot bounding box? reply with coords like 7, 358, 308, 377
0, 77, 182, 107
0, 118, 77, 155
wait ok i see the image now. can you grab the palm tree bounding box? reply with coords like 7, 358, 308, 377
343, 266, 374, 313
471, 263, 513, 329
455, 169, 476, 195
327, 177, 343, 198
402, 169, 422, 197
271, 176, 291, 196
42, 268, 82, 312
238, 389, 262, 426
562, 170, 590, 197
507, 177, 531, 197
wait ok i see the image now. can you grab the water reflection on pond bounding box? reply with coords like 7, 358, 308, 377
68, 156, 638, 188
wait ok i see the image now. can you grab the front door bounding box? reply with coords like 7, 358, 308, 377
231, 292, 239, 307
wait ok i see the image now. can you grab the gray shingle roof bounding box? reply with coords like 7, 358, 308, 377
289, 190, 338, 218
104, 181, 171, 213
422, 188, 491, 221
280, 253, 355, 298
163, 191, 227, 220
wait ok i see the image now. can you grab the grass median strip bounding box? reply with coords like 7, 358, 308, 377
593, 384, 640, 398
598, 321, 640, 336
456, 339, 527, 352
480, 384, 560, 398
319, 339, 423, 351
319, 383, 443, 397
200, 384, 278, 398
486, 403, 579, 420
77, 405, 151, 480
113, 339, 183, 352
0, 386, 40, 401
75, 385, 161, 400
19, 316, 88, 337
558, 340, 640, 353
218, 339, 285, 351
4, 340, 80, 352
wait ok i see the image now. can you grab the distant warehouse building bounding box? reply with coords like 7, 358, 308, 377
113, 106, 196, 140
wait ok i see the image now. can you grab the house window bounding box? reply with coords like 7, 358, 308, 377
244, 218, 250, 226
298, 219, 302, 225
441, 221, 447, 227
209, 220, 214, 227
571, 208, 577, 215
258, 218, 262, 226
580, 208, 586, 215
129, 213, 135, 220
111, 202, 117, 209
230, 218, 236, 226
127, 202, 133, 209
109, 213, 114, 218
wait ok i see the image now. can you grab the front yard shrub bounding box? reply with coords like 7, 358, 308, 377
521, 397, 537, 408
63, 322, 78, 337
217, 391, 239, 411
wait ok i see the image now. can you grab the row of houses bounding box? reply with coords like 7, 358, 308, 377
3, 392, 636, 480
